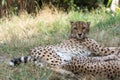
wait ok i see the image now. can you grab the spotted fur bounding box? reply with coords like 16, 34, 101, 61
61, 55, 120, 80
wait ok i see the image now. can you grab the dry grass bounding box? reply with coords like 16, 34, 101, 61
0, 7, 120, 80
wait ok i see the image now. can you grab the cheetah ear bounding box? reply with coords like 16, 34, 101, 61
87, 22, 91, 27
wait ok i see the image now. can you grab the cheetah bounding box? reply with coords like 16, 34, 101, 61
70, 21, 120, 56
61, 55, 120, 80
9, 21, 119, 74
9, 21, 92, 74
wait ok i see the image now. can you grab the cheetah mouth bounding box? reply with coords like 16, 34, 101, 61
77, 34, 84, 39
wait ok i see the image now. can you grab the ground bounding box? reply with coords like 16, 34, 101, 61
0, 7, 120, 80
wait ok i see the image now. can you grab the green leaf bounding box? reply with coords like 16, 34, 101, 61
2, 0, 5, 7
107, 0, 112, 7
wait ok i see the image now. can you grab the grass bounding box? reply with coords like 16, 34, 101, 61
0, 6, 120, 80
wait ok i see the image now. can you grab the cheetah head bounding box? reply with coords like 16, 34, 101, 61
70, 21, 90, 39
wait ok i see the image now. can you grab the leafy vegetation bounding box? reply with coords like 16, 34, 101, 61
0, 0, 112, 17
0, 6, 120, 80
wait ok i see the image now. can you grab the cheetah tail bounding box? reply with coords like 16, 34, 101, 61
8, 56, 34, 66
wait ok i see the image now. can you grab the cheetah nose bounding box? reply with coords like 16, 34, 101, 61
78, 33, 82, 37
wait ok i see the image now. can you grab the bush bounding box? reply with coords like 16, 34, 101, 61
0, 0, 108, 17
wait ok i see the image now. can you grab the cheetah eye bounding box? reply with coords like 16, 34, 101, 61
74, 27, 77, 30
82, 27, 85, 30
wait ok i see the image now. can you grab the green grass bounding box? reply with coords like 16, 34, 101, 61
0, 7, 120, 80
